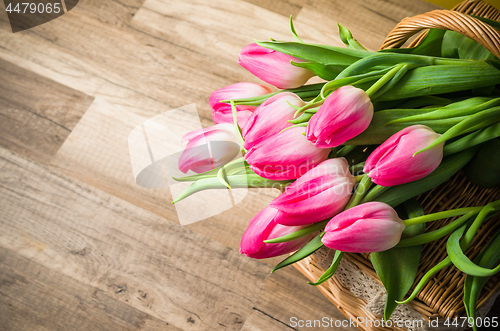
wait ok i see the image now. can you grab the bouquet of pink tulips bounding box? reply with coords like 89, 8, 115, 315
173, 17, 500, 327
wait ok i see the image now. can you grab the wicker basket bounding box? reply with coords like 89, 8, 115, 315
294, 1, 500, 329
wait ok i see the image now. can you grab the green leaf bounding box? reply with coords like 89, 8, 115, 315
309, 250, 344, 286
256, 40, 371, 66
172, 174, 290, 203
371, 199, 425, 320
447, 218, 500, 277
463, 136, 500, 187
486, 58, 500, 71
379, 29, 445, 57
337, 24, 367, 51
375, 148, 478, 208
264, 220, 327, 244
464, 229, 500, 331
396, 212, 475, 247
291, 61, 341, 80
387, 97, 496, 124
272, 234, 324, 273
289, 16, 303, 43
364, 62, 500, 101
416, 106, 500, 154
348, 107, 461, 145
442, 30, 497, 61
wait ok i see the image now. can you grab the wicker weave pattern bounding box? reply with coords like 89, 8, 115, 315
380, 10, 500, 59
294, 1, 500, 329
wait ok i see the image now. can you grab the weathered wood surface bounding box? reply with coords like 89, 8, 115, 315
0, 0, 456, 330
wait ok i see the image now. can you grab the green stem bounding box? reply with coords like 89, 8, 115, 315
345, 174, 373, 210
361, 185, 389, 203
402, 207, 483, 227
354, 175, 364, 183
349, 162, 365, 176
230, 100, 246, 149
397, 201, 500, 304
395, 212, 475, 247
336, 145, 357, 157
264, 220, 329, 244
365, 63, 405, 98
216, 157, 245, 189
320, 67, 392, 98
172, 175, 289, 203
336, 53, 472, 79
396, 257, 452, 304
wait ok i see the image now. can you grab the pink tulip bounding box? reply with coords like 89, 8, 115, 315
363, 125, 444, 186
242, 92, 305, 150
178, 123, 240, 174
238, 43, 315, 89
271, 158, 355, 226
306, 86, 374, 148
239, 206, 317, 259
244, 127, 330, 180
209, 82, 273, 127
322, 202, 405, 253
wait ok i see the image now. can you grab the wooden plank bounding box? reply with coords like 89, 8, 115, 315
70, 0, 146, 27
296, 0, 440, 51
0, 246, 177, 331
48, 86, 281, 254
242, 267, 358, 331
133, 0, 306, 60
0, 4, 239, 111
0, 147, 271, 330
0, 58, 93, 165
242, 0, 306, 17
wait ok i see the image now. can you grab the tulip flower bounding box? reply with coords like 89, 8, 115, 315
363, 125, 444, 186
209, 82, 273, 127
238, 43, 315, 89
242, 92, 306, 150
178, 123, 240, 174
306, 86, 374, 148
245, 127, 330, 180
271, 158, 355, 226
322, 202, 405, 253
239, 206, 317, 259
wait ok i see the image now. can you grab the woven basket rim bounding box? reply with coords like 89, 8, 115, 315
294, 1, 500, 328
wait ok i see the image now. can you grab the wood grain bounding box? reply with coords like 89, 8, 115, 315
0, 147, 270, 330
242, 267, 359, 331
243, 0, 307, 17
0, 58, 93, 164
0, 246, 177, 331
296, 0, 441, 51
0, 0, 475, 330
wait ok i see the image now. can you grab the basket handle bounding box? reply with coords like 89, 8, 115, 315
379, 9, 500, 59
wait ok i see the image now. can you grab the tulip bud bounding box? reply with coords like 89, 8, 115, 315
306, 86, 374, 148
242, 92, 306, 150
239, 206, 316, 259
178, 123, 240, 174
271, 158, 355, 226
238, 43, 315, 89
322, 202, 405, 253
244, 127, 330, 180
363, 125, 444, 187
209, 82, 273, 127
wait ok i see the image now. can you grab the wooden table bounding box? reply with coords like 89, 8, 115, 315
0, 0, 444, 330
